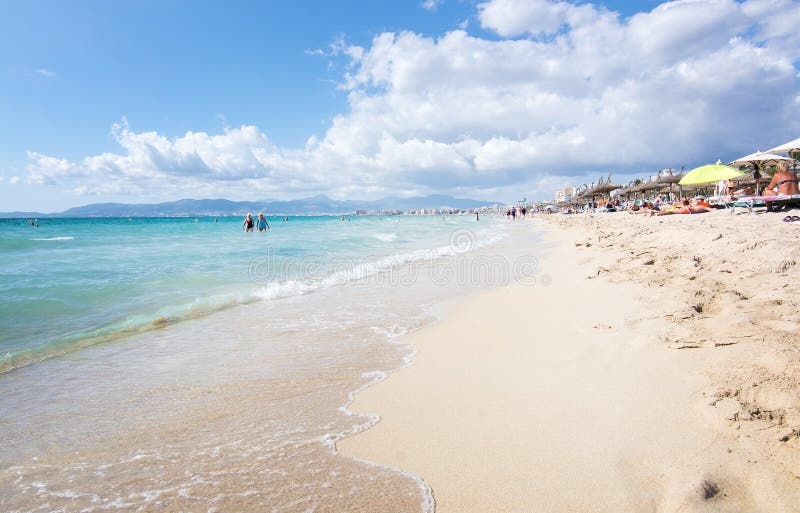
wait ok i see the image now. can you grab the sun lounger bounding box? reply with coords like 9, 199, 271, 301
729, 194, 800, 214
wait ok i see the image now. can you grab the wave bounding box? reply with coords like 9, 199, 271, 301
254, 228, 507, 302
1, 224, 509, 375
31, 236, 74, 241
372, 232, 398, 242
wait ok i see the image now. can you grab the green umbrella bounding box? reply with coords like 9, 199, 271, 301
678, 164, 744, 185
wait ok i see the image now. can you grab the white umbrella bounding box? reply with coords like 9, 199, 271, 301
767, 136, 800, 155
729, 151, 795, 195
729, 150, 794, 166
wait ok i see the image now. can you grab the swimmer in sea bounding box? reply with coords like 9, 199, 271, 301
243, 213, 255, 232
257, 213, 270, 232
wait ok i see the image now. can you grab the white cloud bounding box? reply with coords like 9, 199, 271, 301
34, 68, 56, 78
23, 0, 800, 202
421, 0, 442, 11
477, 0, 578, 37
9, 176, 21, 185
742, 0, 800, 59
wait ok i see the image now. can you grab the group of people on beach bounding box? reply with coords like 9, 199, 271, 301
722, 161, 798, 199
505, 206, 527, 219
553, 161, 800, 217
628, 197, 712, 216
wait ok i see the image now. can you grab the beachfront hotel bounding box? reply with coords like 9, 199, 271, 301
554, 186, 576, 203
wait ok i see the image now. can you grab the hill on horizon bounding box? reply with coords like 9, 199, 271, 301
0, 194, 502, 218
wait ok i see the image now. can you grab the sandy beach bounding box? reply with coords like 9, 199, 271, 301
339, 209, 800, 512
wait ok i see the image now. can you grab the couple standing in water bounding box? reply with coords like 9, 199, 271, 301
243, 213, 270, 232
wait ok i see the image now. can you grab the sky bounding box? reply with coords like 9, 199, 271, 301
1, 0, 799, 212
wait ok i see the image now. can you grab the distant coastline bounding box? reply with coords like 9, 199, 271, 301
0, 194, 502, 218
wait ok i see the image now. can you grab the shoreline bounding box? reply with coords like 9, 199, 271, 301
0, 215, 508, 375
338, 211, 800, 512
1, 217, 528, 512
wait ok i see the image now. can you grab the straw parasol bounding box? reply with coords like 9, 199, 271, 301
619, 181, 636, 196
636, 174, 661, 197
584, 181, 600, 203
575, 184, 590, 203
593, 173, 622, 196
655, 167, 684, 199
656, 167, 683, 185
629, 180, 642, 196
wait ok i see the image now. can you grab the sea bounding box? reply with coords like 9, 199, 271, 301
0, 214, 542, 512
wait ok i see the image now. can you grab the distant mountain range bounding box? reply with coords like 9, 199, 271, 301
0, 194, 502, 218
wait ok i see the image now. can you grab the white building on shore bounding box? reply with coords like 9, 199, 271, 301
554, 186, 575, 203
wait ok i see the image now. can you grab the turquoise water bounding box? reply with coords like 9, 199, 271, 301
0, 213, 541, 512
0, 215, 501, 373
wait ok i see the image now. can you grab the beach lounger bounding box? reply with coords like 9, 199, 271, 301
729, 194, 800, 214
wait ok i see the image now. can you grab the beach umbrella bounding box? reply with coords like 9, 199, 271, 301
636, 175, 661, 198
656, 168, 682, 185
767, 137, 800, 172
620, 181, 636, 197
655, 167, 684, 200
729, 150, 794, 168
625, 179, 641, 200
679, 164, 744, 186
729, 151, 794, 194
767, 136, 800, 156
594, 178, 622, 195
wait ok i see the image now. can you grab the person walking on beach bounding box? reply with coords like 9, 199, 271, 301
476, 212, 480, 221
257, 213, 270, 232
243, 213, 255, 232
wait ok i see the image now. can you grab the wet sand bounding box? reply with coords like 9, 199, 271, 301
339, 209, 800, 512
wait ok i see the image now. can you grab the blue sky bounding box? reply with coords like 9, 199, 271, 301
2, 0, 799, 211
